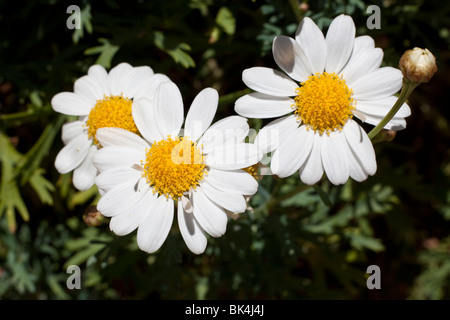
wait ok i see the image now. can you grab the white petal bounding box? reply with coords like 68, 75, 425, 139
182, 195, 193, 214
55, 134, 91, 174
96, 127, 149, 150
61, 120, 84, 144
137, 196, 174, 253
299, 132, 324, 185
200, 180, 247, 213
295, 17, 327, 73
191, 188, 228, 237
325, 14, 355, 73
87, 65, 109, 95
95, 167, 144, 192
177, 199, 207, 255
346, 146, 369, 182
93, 146, 144, 172
74, 75, 105, 103
234, 92, 294, 119
154, 81, 184, 137
343, 119, 377, 176
110, 190, 156, 236
107, 63, 133, 96
132, 74, 172, 100
321, 131, 350, 185
97, 174, 145, 217
72, 145, 98, 191
184, 88, 218, 142
363, 114, 407, 131
352, 67, 403, 101
204, 168, 258, 195
352, 35, 375, 52
122, 66, 155, 98
51, 92, 93, 116
109, 211, 141, 236
342, 35, 377, 85
132, 97, 165, 143
254, 114, 299, 154
110, 214, 137, 236
268, 117, 302, 174
355, 97, 411, 119
271, 125, 314, 178
198, 116, 249, 154
242, 67, 298, 97
341, 48, 383, 87
206, 142, 260, 170
273, 35, 313, 82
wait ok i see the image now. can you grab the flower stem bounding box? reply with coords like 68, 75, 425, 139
218, 88, 251, 108
368, 79, 418, 140
288, 0, 303, 22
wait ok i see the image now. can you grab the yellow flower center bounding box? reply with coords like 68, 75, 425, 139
86, 95, 139, 146
243, 164, 259, 180
142, 136, 206, 200
294, 72, 355, 135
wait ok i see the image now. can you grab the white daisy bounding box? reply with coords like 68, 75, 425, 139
92, 82, 260, 254
52, 62, 171, 191
235, 14, 411, 185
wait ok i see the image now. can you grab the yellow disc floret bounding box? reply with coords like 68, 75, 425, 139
294, 72, 355, 135
86, 95, 139, 146
142, 136, 206, 200
243, 163, 260, 180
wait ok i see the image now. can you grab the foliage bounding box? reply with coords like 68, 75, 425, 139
0, 0, 449, 300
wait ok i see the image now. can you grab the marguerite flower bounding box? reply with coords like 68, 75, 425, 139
52, 62, 170, 190
92, 82, 260, 254
235, 14, 411, 185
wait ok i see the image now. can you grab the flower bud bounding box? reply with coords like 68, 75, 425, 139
299, 2, 309, 12
399, 47, 437, 84
83, 206, 105, 227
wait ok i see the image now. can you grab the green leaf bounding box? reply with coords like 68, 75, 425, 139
72, 4, 93, 44
7, 251, 37, 294
195, 276, 209, 300
216, 7, 236, 36
68, 185, 99, 210
28, 169, 55, 205
84, 38, 120, 69
349, 234, 385, 252
313, 184, 333, 207
189, 0, 213, 15
280, 186, 318, 208
0, 133, 30, 232
16, 115, 65, 185
46, 275, 70, 299
153, 31, 195, 68
29, 90, 43, 108
64, 244, 105, 269
64, 228, 112, 269
85, 271, 102, 287
409, 237, 450, 299
167, 46, 196, 69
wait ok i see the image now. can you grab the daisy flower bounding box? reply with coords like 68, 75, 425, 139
52, 62, 170, 190
92, 82, 260, 254
235, 14, 411, 185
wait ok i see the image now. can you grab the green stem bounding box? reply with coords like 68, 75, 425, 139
368, 79, 418, 140
288, 0, 303, 22
218, 88, 251, 108
0, 106, 54, 127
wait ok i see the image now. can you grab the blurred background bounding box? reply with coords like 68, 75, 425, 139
0, 0, 449, 299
